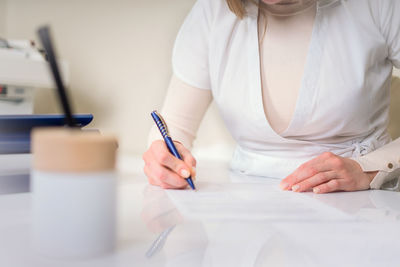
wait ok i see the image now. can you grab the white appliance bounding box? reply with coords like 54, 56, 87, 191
0, 39, 69, 194
0, 39, 69, 114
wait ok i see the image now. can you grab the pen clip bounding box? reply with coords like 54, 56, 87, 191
153, 111, 170, 137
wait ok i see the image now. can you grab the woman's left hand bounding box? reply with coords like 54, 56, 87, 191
280, 152, 378, 194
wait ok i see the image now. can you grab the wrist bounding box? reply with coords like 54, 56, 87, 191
365, 171, 378, 183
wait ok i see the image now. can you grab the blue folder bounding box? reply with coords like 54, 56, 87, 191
0, 114, 93, 154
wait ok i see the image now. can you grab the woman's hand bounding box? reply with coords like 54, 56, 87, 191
143, 140, 196, 189
280, 152, 377, 194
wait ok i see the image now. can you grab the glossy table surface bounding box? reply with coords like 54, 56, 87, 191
0, 156, 400, 267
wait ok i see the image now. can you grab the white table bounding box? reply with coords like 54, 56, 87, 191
0, 156, 400, 267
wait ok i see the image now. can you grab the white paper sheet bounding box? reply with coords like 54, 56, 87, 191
166, 182, 352, 222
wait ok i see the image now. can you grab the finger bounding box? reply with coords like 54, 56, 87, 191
178, 144, 196, 167
149, 162, 188, 189
144, 163, 184, 189
175, 143, 197, 177
148, 174, 184, 189
151, 142, 192, 179
291, 171, 336, 192
281, 163, 326, 190
280, 152, 338, 190
313, 179, 342, 194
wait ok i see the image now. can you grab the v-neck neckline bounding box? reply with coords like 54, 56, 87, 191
248, 1, 325, 141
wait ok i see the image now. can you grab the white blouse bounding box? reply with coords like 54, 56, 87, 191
164, 0, 400, 189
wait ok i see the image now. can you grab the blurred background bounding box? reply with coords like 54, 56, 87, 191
0, 0, 235, 160
0, 0, 398, 160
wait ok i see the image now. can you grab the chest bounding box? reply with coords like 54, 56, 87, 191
258, 9, 316, 133
259, 10, 315, 91
208, 4, 391, 144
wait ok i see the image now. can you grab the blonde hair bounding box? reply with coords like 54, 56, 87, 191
226, 0, 247, 19
227, 0, 315, 19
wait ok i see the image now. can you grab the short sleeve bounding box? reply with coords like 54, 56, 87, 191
172, 0, 213, 90
379, 0, 400, 68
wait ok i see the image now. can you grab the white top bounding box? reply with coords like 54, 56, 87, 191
172, 0, 400, 179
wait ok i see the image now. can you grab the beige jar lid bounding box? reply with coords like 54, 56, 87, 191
32, 128, 118, 173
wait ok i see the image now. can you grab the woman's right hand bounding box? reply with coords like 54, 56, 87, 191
142, 140, 196, 189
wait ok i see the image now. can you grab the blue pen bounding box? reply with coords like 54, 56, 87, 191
151, 110, 196, 190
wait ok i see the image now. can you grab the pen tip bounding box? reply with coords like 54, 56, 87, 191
187, 178, 196, 191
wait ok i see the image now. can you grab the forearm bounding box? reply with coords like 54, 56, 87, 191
148, 75, 213, 150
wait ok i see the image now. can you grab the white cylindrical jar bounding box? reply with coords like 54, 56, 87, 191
31, 128, 118, 259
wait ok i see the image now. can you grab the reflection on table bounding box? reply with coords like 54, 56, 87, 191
0, 158, 399, 267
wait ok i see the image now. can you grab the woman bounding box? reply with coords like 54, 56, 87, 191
143, 0, 400, 193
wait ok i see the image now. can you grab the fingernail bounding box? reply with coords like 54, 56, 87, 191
280, 182, 289, 190
180, 169, 190, 178
292, 185, 300, 192
313, 187, 320, 194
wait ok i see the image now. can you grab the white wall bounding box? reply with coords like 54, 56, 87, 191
0, 0, 6, 36
3, 0, 235, 156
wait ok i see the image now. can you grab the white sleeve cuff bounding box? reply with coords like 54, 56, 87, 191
369, 169, 400, 191
353, 137, 400, 190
